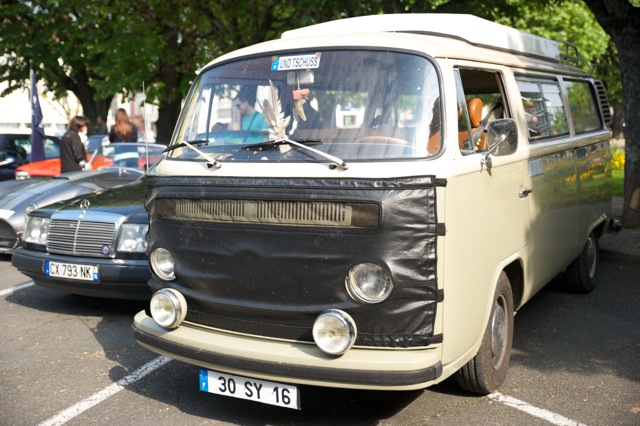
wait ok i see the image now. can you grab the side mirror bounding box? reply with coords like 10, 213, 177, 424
0, 156, 16, 167
486, 118, 517, 156
480, 119, 518, 174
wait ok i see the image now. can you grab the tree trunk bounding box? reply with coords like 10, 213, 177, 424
76, 97, 112, 135
618, 44, 640, 227
156, 98, 182, 144
582, 0, 640, 227
611, 100, 624, 140
63, 68, 112, 135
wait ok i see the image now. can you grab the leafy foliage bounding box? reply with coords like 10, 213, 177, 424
0, 0, 628, 142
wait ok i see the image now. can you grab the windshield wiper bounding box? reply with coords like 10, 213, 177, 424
244, 138, 348, 170
244, 139, 322, 150
164, 140, 209, 152
164, 140, 221, 169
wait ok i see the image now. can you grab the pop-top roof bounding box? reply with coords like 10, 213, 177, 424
281, 14, 564, 63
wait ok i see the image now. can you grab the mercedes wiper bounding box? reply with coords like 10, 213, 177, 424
244, 138, 348, 170
165, 140, 221, 169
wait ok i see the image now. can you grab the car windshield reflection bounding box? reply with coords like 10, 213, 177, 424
87, 143, 165, 171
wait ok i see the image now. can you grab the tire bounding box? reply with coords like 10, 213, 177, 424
456, 271, 514, 394
562, 231, 599, 294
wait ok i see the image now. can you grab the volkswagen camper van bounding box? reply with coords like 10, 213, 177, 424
132, 14, 613, 409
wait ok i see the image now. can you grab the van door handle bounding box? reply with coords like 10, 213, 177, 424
519, 187, 533, 198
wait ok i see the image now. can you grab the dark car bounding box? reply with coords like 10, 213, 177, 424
0, 133, 61, 181
12, 178, 151, 300
0, 143, 165, 253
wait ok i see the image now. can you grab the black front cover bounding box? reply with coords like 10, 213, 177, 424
146, 175, 445, 347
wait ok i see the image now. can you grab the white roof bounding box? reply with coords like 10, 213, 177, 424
282, 14, 563, 63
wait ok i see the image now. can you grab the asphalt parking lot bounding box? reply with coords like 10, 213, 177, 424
1, 208, 638, 425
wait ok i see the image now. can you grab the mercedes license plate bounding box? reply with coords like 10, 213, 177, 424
44, 260, 99, 282
199, 369, 300, 409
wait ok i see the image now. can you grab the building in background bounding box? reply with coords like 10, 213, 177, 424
0, 81, 158, 141
0, 81, 72, 136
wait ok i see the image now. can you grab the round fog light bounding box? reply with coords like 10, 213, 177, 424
150, 288, 187, 329
312, 309, 357, 356
345, 263, 394, 304
150, 248, 176, 281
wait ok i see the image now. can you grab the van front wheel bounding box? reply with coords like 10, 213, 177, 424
455, 272, 514, 394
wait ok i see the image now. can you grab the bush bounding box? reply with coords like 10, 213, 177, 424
611, 145, 625, 197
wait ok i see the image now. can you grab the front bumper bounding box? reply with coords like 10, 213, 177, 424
0, 219, 18, 253
12, 248, 151, 300
132, 310, 443, 390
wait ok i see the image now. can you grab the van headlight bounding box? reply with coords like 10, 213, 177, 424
150, 248, 176, 280
150, 288, 187, 329
23, 216, 50, 245
312, 309, 357, 356
116, 223, 149, 253
345, 263, 394, 304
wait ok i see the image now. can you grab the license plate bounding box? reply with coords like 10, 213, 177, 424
44, 260, 99, 282
199, 369, 300, 410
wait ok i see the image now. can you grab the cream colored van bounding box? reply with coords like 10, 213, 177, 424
133, 14, 613, 409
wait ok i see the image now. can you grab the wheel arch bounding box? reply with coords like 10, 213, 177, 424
503, 259, 524, 310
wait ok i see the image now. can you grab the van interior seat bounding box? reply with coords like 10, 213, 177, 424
431, 98, 487, 153
468, 98, 483, 129
457, 98, 481, 149
468, 98, 489, 150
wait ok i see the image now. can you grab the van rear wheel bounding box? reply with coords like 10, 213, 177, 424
562, 231, 599, 294
455, 272, 514, 394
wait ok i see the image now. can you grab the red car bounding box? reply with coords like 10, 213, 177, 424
14, 134, 109, 180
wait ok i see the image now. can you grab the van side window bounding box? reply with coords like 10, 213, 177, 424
563, 79, 602, 133
455, 68, 507, 153
517, 78, 569, 140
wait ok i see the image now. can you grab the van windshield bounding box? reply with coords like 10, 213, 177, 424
168, 50, 441, 162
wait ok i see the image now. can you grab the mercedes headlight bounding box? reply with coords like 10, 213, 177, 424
23, 216, 51, 245
116, 223, 149, 253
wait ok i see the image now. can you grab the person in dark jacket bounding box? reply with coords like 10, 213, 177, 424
109, 108, 138, 142
60, 115, 89, 173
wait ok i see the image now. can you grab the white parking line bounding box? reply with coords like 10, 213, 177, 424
4, 281, 586, 425
38, 355, 172, 426
0, 281, 34, 297
488, 392, 587, 425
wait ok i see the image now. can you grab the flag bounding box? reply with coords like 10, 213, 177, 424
30, 69, 46, 162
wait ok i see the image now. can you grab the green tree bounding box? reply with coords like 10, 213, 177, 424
0, 1, 117, 125
0, 0, 333, 140
1, 1, 636, 224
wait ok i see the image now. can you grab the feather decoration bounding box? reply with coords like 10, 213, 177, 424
294, 98, 307, 122
293, 83, 309, 122
260, 80, 291, 142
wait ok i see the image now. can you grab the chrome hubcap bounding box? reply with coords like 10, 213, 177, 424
491, 296, 507, 368
585, 236, 597, 279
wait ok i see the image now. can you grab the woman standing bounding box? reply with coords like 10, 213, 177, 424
109, 108, 139, 142
60, 115, 90, 173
